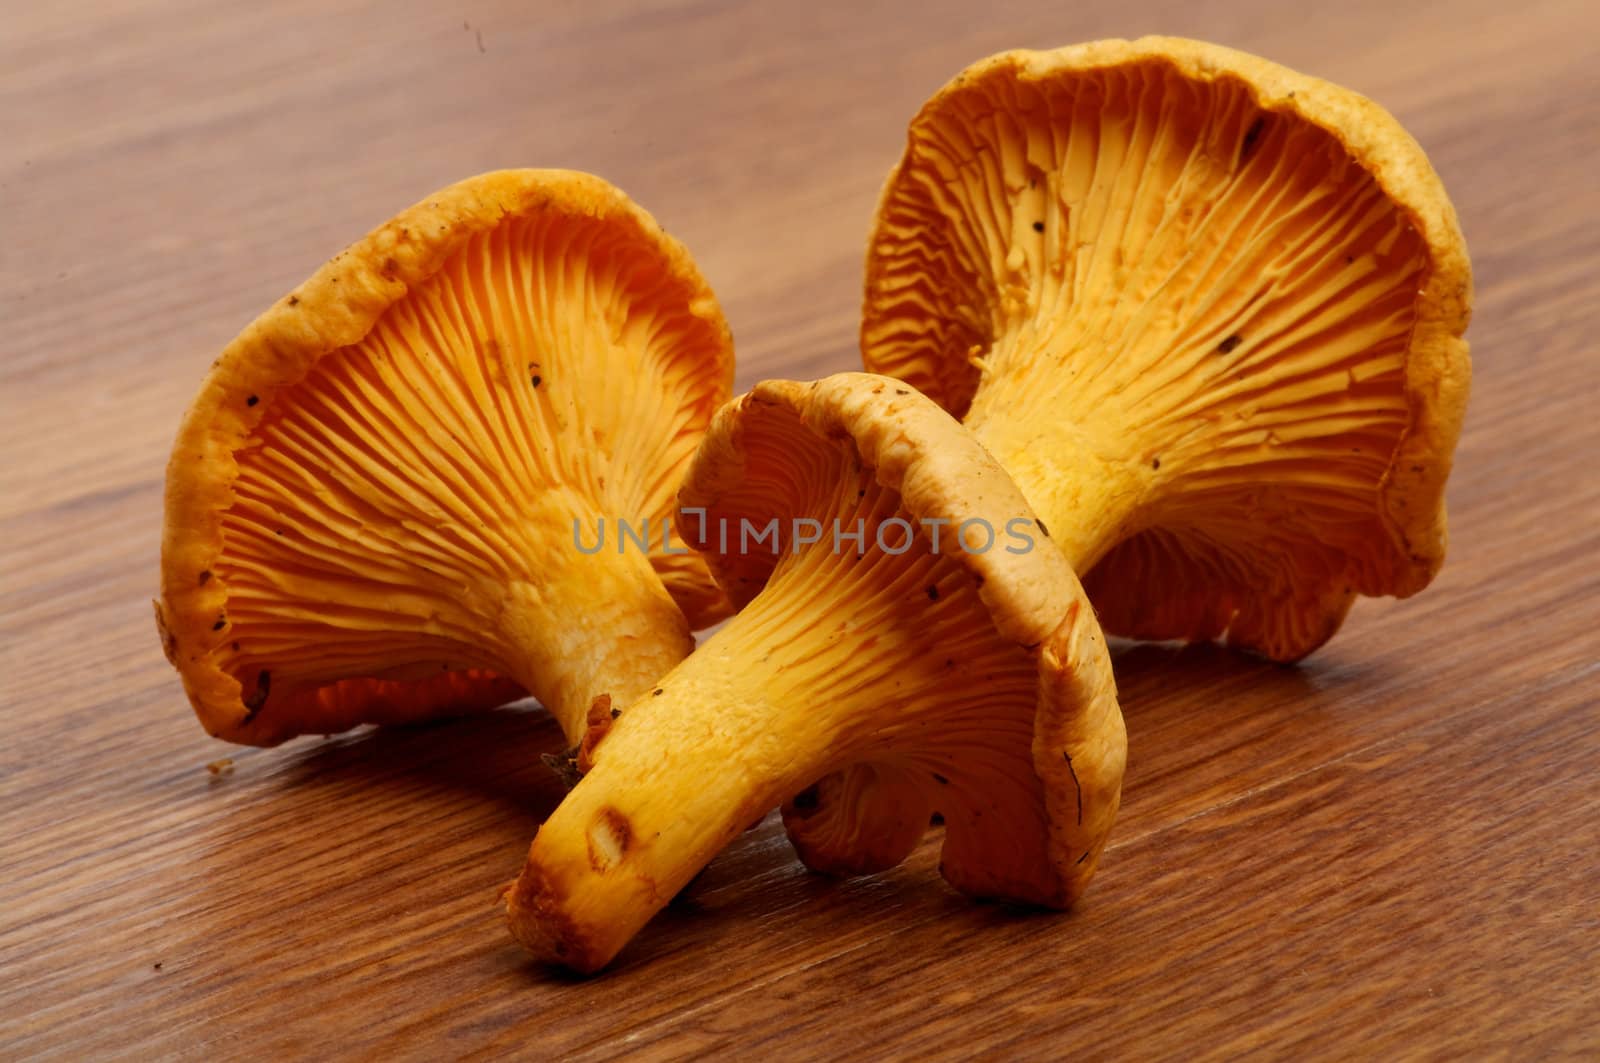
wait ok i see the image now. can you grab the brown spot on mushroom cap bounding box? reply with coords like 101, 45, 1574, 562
789, 785, 821, 814
862, 38, 1471, 662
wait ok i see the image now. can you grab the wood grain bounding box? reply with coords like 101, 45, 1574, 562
2, 0, 1597, 1057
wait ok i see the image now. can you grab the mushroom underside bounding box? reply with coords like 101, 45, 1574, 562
670, 413, 1068, 902
863, 48, 1453, 658
173, 194, 725, 741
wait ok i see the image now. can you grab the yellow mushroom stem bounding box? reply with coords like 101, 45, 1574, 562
506, 463, 1061, 973
964, 395, 1145, 574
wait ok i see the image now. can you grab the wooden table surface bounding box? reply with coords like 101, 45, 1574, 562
3, 0, 1597, 1057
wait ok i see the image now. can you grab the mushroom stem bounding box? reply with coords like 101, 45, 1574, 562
505, 622, 844, 972
506, 473, 1062, 972
496, 542, 694, 743
966, 395, 1151, 573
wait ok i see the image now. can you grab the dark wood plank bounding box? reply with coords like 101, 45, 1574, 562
3, 0, 1597, 1057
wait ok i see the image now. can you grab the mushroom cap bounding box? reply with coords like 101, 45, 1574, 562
158, 170, 733, 745
678, 372, 1125, 906
861, 38, 1471, 659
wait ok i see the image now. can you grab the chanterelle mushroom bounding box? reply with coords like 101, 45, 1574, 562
155, 170, 734, 747
862, 38, 1472, 660
505, 372, 1125, 972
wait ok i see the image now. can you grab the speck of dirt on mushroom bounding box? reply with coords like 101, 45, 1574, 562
1239, 115, 1266, 163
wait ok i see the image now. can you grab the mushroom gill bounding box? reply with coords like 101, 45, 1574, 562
505, 375, 1123, 972
157, 170, 734, 746
862, 38, 1472, 660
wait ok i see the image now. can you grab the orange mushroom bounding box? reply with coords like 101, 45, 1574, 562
505, 373, 1125, 972
862, 38, 1472, 660
155, 170, 733, 747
